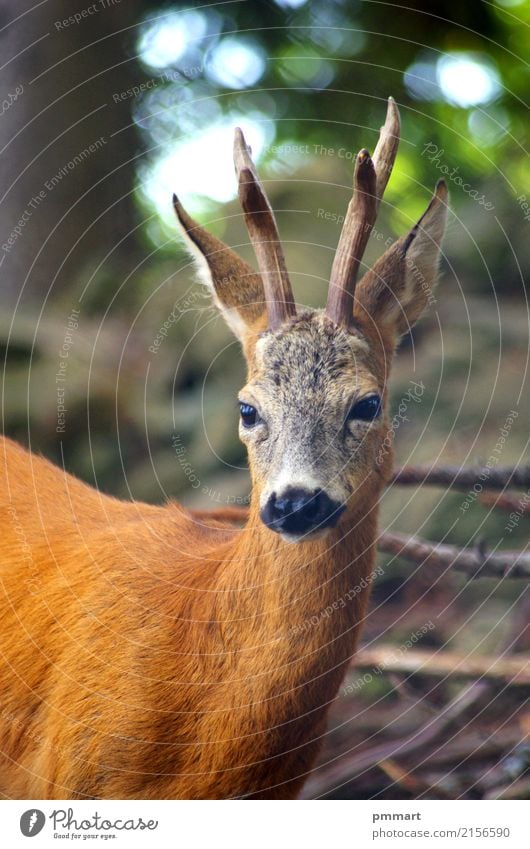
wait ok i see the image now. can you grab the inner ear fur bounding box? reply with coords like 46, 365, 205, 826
353, 180, 448, 338
173, 195, 267, 340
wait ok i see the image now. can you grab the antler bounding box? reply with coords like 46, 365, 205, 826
326, 97, 401, 328
234, 128, 296, 331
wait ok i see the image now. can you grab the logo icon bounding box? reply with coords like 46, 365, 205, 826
20, 810, 46, 837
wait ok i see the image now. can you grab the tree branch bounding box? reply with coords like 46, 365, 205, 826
390, 463, 530, 491
301, 679, 488, 798
378, 531, 530, 579
303, 591, 530, 798
479, 491, 530, 515
354, 645, 530, 685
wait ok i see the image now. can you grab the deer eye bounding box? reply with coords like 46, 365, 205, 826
239, 402, 258, 428
348, 394, 381, 422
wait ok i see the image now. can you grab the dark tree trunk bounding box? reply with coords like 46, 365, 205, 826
0, 0, 144, 308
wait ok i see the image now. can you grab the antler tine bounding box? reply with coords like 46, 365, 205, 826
326, 149, 377, 328
326, 97, 401, 328
372, 96, 401, 204
234, 127, 296, 331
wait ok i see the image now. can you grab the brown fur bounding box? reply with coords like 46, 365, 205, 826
0, 431, 378, 799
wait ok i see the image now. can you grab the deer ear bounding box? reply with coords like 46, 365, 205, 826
353, 181, 448, 339
173, 195, 267, 341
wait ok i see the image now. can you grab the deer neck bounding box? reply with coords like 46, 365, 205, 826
189, 493, 380, 797
215, 494, 379, 667
144, 492, 381, 798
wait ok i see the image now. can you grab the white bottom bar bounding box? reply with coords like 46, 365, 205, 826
2, 799, 527, 848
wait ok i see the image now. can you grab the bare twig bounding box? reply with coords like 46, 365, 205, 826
378, 758, 425, 793
305, 601, 529, 798
480, 491, 530, 515
485, 777, 530, 800
390, 463, 530, 491
301, 679, 488, 798
355, 645, 530, 685
419, 729, 524, 769
378, 531, 530, 579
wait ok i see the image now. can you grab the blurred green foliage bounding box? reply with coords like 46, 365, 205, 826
133, 0, 529, 295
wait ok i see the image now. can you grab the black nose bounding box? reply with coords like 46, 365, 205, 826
260, 488, 344, 537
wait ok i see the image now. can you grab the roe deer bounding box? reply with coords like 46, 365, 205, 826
0, 98, 447, 799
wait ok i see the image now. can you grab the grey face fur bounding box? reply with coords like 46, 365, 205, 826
238, 312, 387, 539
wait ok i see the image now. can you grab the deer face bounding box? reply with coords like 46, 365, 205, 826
238, 313, 387, 540
174, 99, 448, 542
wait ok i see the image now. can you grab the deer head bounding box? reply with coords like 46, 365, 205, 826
173, 99, 448, 543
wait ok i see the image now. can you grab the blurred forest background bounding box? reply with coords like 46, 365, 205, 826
0, 0, 528, 799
